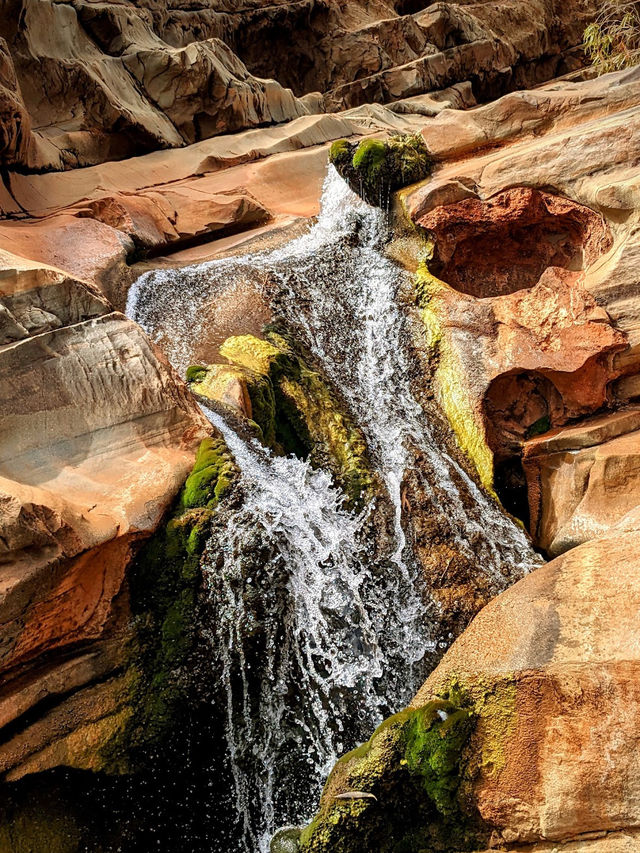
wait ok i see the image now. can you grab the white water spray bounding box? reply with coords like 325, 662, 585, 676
127, 167, 539, 852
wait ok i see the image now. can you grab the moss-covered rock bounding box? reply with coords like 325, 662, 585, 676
298, 688, 483, 853
106, 432, 239, 762
329, 133, 432, 208
190, 331, 378, 510
189, 361, 277, 446
415, 259, 495, 494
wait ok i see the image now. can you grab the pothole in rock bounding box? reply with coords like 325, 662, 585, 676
483, 370, 567, 526
421, 187, 612, 298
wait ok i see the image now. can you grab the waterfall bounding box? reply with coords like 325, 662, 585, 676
127, 167, 539, 852
200, 405, 428, 852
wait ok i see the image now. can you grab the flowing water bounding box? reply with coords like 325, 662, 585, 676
127, 168, 539, 852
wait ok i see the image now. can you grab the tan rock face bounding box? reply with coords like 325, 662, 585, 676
415, 516, 640, 846
0, 261, 208, 776
523, 408, 640, 555
0, 37, 32, 167
0, 0, 598, 171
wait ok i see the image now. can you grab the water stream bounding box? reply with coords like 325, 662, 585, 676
127, 168, 539, 851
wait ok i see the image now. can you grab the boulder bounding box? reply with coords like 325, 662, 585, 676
301, 515, 640, 850
0, 255, 209, 778
523, 408, 640, 554
413, 514, 640, 847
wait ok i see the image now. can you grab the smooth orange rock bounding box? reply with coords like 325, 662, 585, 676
523, 408, 640, 554
415, 515, 640, 845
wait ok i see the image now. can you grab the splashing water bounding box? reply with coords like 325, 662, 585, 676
127, 167, 539, 851
200, 405, 428, 852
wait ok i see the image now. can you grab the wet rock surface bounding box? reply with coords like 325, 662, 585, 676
1, 4, 640, 852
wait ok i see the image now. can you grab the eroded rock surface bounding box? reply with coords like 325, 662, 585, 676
0, 0, 598, 171
299, 65, 640, 853
0, 261, 209, 779
405, 68, 640, 545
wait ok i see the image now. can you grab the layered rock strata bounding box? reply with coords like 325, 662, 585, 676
0, 259, 209, 779
0, 0, 598, 172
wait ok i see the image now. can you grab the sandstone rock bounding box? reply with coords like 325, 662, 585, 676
417, 188, 611, 298
416, 66, 640, 164
322, 0, 597, 111
0, 0, 602, 172
0, 265, 208, 776
416, 238, 625, 494
0, 0, 313, 171
404, 71, 640, 513
412, 516, 640, 846
0, 37, 32, 167
0, 249, 109, 345
523, 408, 640, 554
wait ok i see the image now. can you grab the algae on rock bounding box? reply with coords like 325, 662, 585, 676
414, 260, 495, 494
297, 688, 482, 853
189, 329, 378, 510
124, 433, 238, 756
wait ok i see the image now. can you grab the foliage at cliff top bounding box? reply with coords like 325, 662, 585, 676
584, 1, 640, 73
329, 133, 432, 207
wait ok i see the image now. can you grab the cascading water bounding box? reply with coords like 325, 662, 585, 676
199, 405, 428, 852
127, 167, 540, 852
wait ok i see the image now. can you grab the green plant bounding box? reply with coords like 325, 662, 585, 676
584, 1, 640, 73
329, 133, 432, 208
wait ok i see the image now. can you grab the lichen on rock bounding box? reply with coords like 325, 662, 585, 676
329, 133, 432, 207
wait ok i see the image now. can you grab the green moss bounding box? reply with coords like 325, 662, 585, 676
403, 703, 473, 818
330, 133, 432, 208
352, 138, 387, 179
186, 364, 208, 383
386, 133, 432, 187
525, 414, 551, 439
178, 436, 237, 511
208, 330, 378, 510
298, 692, 482, 853
329, 138, 351, 166
415, 261, 494, 494
219, 334, 284, 374
101, 434, 239, 765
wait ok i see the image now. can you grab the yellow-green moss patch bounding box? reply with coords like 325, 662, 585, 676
415, 262, 494, 493
194, 330, 378, 510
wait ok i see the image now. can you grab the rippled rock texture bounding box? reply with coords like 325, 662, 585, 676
0, 0, 597, 171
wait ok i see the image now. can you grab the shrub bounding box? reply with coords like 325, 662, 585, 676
329, 133, 432, 208
584, 1, 640, 74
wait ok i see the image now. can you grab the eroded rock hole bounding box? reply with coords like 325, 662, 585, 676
483, 371, 565, 525
422, 188, 611, 298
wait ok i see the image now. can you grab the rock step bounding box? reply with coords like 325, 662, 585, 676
523, 408, 640, 555
522, 405, 640, 457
